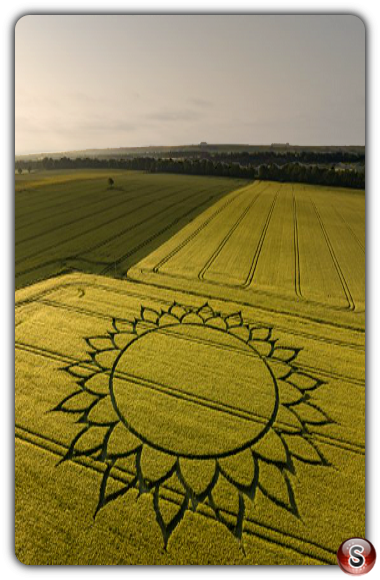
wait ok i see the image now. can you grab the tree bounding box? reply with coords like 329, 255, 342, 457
108, 177, 114, 188
17, 167, 22, 175
28, 166, 32, 174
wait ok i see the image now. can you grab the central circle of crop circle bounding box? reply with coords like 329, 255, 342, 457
111, 323, 277, 458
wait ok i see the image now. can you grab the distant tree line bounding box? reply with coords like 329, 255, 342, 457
15, 155, 365, 189
155, 149, 365, 167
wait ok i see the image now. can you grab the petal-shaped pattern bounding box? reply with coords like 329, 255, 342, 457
140, 306, 160, 324
181, 312, 203, 325
258, 461, 295, 512
225, 312, 243, 328
287, 372, 322, 391
56, 390, 97, 412
106, 423, 141, 457
66, 363, 97, 379
73, 426, 108, 454
249, 340, 273, 357
211, 473, 240, 514
155, 493, 185, 528
114, 320, 135, 334
278, 380, 303, 405
267, 359, 292, 380
274, 405, 304, 433
229, 325, 250, 342
168, 303, 187, 320
179, 458, 216, 496
206, 316, 227, 330
219, 449, 255, 488
272, 347, 300, 363
93, 350, 117, 370
158, 313, 180, 327
249, 326, 272, 341
86, 337, 115, 352
95, 463, 134, 515
253, 429, 287, 464
282, 434, 326, 464
139, 445, 176, 483
153, 487, 189, 547
197, 304, 215, 321
114, 332, 135, 351
84, 372, 111, 395
293, 402, 331, 425
135, 320, 157, 335
87, 397, 117, 425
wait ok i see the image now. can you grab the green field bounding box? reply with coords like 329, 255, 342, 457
15, 171, 365, 564
16, 170, 247, 289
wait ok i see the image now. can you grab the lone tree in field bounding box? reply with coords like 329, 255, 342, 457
108, 177, 114, 188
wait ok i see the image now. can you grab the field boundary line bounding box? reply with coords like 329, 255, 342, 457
99, 187, 232, 276
152, 183, 258, 273
16, 274, 365, 333
16, 184, 223, 278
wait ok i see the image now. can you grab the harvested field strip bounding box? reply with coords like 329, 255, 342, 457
89, 187, 224, 267
74, 186, 214, 261
16, 184, 171, 246
112, 187, 266, 277
15, 170, 123, 194
16, 184, 194, 264
16, 185, 228, 283
295, 191, 351, 309
15, 179, 157, 238
16, 173, 246, 288
200, 183, 276, 285
15, 174, 130, 219
250, 185, 296, 295
152, 183, 257, 272
15, 427, 335, 564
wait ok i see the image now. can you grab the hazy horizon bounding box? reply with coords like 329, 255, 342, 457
15, 15, 365, 155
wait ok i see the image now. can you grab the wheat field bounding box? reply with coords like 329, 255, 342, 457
15, 172, 365, 564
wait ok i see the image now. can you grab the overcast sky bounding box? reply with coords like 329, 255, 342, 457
15, 15, 365, 154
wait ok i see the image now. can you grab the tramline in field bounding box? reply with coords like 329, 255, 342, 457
15, 170, 365, 564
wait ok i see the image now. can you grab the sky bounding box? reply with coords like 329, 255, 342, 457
15, 15, 365, 154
